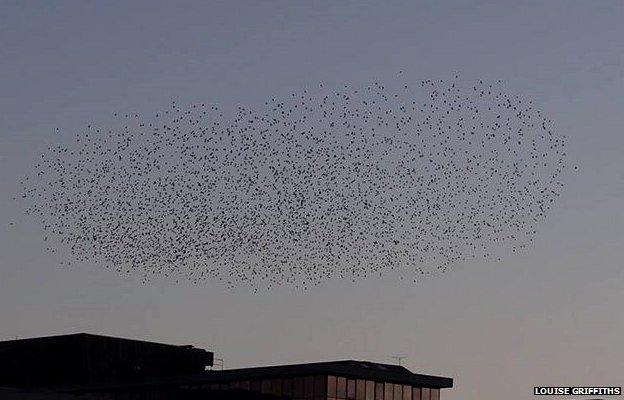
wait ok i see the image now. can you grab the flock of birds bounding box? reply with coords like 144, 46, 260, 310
20, 75, 570, 290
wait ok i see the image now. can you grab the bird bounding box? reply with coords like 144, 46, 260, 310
19, 73, 572, 291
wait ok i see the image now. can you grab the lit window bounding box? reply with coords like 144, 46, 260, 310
347, 379, 356, 399
402, 385, 411, 400
393, 384, 402, 400
337, 377, 347, 399
375, 382, 384, 400
365, 381, 375, 400
356, 380, 366, 400
328, 375, 337, 397
384, 383, 394, 400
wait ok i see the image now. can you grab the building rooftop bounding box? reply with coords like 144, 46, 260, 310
0, 332, 202, 349
62, 360, 452, 394
0, 333, 213, 388
201, 360, 453, 389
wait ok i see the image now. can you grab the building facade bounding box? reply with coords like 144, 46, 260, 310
0, 334, 452, 400
182, 361, 448, 400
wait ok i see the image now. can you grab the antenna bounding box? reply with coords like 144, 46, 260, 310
213, 358, 224, 370
391, 356, 406, 366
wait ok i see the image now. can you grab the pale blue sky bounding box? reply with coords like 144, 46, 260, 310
1, 2, 623, 399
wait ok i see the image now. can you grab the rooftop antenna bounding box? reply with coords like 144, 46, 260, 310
213, 357, 224, 370
391, 356, 406, 366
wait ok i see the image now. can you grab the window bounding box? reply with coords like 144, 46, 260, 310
430, 389, 439, 400
365, 381, 375, 400
271, 379, 282, 396
314, 376, 325, 398
402, 385, 411, 400
294, 377, 304, 398
384, 383, 394, 400
356, 380, 366, 400
421, 388, 430, 400
283, 378, 293, 397
337, 377, 347, 399
261, 380, 271, 394
393, 384, 402, 400
304, 376, 315, 399
347, 380, 356, 399
375, 382, 384, 400
251, 380, 261, 392
328, 375, 337, 397
240, 381, 250, 390
412, 388, 421, 400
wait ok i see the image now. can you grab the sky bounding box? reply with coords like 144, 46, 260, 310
1, 1, 623, 399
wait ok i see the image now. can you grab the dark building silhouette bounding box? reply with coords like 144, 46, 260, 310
0, 333, 213, 387
0, 334, 452, 400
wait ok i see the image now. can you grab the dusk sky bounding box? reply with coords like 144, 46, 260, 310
1, 2, 623, 400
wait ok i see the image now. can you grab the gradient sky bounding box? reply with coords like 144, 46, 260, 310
1, 2, 623, 399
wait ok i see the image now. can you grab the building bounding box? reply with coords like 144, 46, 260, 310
0, 334, 452, 400
0, 333, 213, 388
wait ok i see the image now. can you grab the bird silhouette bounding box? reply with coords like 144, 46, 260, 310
20, 74, 572, 290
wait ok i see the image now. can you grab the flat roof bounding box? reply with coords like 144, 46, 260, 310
203, 360, 453, 389
66, 360, 452, 392
0, 333, 198, 349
